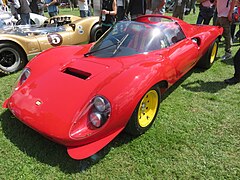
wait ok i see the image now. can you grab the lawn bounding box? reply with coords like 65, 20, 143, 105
0, 8, 239, 179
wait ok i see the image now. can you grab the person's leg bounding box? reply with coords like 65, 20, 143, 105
231, 23, 236, 39
191, 0, 196, 14
233, 48, 240, 79
212, 9, 218, 25
117, 6, 124, 21
196, 13, 204, 24
203, 15, 212, 25
222, 20, 231, 53
224, 49, 240, 84
80, 10, 88, 17
20, 13, 30, 25
172, 6, 180, 18
179, 9, 184, 20
49, 12, 56, 17
219, 17, 232, 60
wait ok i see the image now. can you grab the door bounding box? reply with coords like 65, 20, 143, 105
168, 38, 199, 78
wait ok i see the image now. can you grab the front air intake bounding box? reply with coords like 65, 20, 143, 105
63, 67, 91, 80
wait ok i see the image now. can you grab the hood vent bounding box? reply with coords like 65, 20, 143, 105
63, 67, 91, 80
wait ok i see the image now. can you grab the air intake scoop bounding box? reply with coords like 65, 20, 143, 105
63, 67, 91, 80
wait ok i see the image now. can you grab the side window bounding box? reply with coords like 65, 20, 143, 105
175, 27, 186, 42
162, 23, 186, 45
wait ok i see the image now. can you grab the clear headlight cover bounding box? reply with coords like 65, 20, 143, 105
12, 68, 31, 92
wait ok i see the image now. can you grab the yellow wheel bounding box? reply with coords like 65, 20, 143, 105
197, 39, 219, 69
125, 86, 160, 136
138, 90, 159, 128
210, 42, 218, 64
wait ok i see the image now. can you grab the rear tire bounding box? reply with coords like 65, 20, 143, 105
0, 43, 27, 74
89, 24, 103, 43
197, 39, 219, 69
125, 86, 160, 136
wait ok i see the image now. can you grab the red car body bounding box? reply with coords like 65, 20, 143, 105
3, 15, 223, 160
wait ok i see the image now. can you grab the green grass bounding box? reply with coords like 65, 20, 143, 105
0, 8, 240, 179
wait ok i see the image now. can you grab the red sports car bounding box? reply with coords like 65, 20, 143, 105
3, 15, 223, 160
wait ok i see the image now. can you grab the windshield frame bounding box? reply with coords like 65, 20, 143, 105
88, 19, 185, 58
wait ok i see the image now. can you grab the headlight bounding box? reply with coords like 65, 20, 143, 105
69, 95, 111, 139
90, 96, 111, 128
89, 112, 102, 128
13, 68, 31, 91
93, 96, 110, 112
19, 68, 31, 85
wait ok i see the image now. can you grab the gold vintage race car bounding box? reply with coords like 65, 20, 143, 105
0, 15, 102, 74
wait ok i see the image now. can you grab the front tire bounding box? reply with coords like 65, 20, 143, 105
197, 39, 219, 69
125, 86, 160, 136
0, 43, 27, 74
89, 24, 103, 43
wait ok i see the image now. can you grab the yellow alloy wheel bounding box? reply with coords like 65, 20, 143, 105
210, 42, 217, 64
138, 90, 159, 128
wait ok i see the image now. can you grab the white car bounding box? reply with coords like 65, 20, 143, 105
0, 8, 47, 27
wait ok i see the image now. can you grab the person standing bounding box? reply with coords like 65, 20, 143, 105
151, 0, 166, 14
87, 0, 92, 16
215, 0, 236, 60
116, 0, 129, 21
196, 0, 215, 25
100, 0, 117, 33
231, 2, 240, 43
189, 0, 196, 14
172, 0, 188, 20
29, 0, 39, 14
128, 0, 146, 20
224, 48, 240, 84
14, 0, 31, 25
45, 0, 58, 17
37, 0, 45, 16
8, 0, 19, 20
78, 0, 89, 17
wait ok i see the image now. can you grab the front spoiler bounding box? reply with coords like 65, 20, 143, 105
67, 127, 124, 160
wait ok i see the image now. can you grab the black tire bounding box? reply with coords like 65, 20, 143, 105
125, 86, 161, 136
196, 39, 219, 69
89, 23, 103, 43
0, 43, 27, 74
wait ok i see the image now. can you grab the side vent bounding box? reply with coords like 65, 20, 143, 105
63, 67, 91, 80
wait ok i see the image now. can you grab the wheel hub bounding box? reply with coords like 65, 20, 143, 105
138, 90, 158, 128
0, 52, 16, 67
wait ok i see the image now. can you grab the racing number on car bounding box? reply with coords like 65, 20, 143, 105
47, 33, 63, 46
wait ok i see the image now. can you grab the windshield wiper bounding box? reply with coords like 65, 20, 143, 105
112, 34, 129, 55
84, 34, 129, 57
84, 43, 117, 57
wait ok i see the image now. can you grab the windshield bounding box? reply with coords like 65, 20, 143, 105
89, 21, 171, 58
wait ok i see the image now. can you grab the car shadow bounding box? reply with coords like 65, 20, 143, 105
0, 110, 135, 173
161, 64, 229, 101
181, 80, 228, 93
